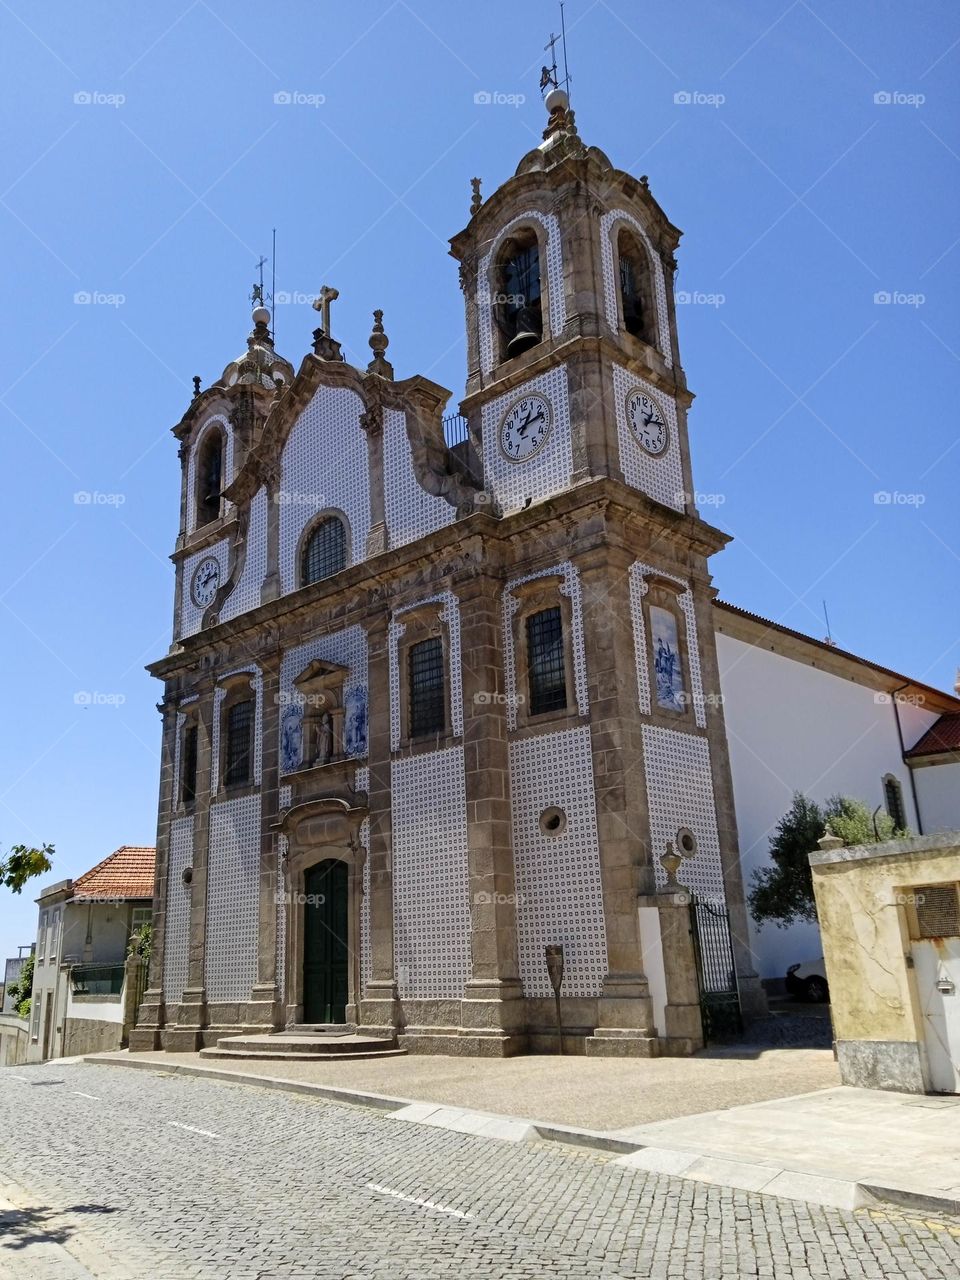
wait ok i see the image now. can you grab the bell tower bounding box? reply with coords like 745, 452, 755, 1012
450, 85, 697, 522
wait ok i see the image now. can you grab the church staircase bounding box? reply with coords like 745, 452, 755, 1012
199, 1025, 405, 1062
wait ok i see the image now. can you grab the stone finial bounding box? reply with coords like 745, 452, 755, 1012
366, 309, 394, 379
470, 177, 482, 216
817, 824, 844, 853
192, 375, 202, 399
542, 85, 577, 141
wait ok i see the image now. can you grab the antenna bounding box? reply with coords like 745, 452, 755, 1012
271, 228, 277, 341
541, 4, 572, 98
560, 0, 571, 96
822, 599, 835, 646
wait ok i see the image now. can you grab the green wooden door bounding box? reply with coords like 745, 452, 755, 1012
302, 860, 349, 1024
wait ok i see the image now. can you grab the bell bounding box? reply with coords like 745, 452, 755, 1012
507, 326, 540, 357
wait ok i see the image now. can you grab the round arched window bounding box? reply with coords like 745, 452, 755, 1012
301, 516, 347, 586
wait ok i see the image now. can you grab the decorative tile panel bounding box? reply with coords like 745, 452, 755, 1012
642, 724, 725, 901
481, 366, 571, 516
502, 562, 588, 731
383, 407, 455, 548
185, 414, 234, 536
392, 747, 470, 1000
179, 538, 230, 639
278, 384, 370, 594
478, 210, 565, 375
613, 364, 684, 511
508, 726, 607, 997
599, 209, 672, 367
629, 563, 706, 728
220, 486, 267, 621
205, 794, 261, 1002
163, 816, 193, 1003
388, 593, 462, 751
278, 628, 368, 773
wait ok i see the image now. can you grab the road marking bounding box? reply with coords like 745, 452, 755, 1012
8, 1075, 28, 1082
365, 1182, 473, 1219
70, 1091, 101, 1100
167, 1121, 220, 1138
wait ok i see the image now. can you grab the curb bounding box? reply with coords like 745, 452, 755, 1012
83, 1054, 960, 1217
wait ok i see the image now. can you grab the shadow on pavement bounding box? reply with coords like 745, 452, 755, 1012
0, 1203, 118, 1252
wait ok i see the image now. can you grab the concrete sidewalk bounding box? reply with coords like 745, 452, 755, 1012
83, 1047, 960, 1216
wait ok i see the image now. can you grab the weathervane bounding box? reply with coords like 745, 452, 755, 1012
540, 2, 571, 98
251, 255, 267, 308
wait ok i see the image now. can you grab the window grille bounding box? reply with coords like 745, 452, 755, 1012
915, 884, 960, 939
408, 638, 445, 737
302, 516, 347, 585
224, 700, 254, 787
884, 775, 906, 831
527, 607, 567, 715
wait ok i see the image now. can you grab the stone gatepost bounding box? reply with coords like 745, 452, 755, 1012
637, 851, 704, 1055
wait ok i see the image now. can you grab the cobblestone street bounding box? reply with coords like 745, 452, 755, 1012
0, 1062, 958, 1278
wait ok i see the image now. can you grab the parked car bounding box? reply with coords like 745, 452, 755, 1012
785, 958, 830, 1003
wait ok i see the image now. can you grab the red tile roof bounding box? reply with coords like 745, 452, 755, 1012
906, 714, 960, 760
72, 845, 156, 902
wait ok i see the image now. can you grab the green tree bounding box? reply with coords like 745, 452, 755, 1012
127, 922, 152, 960
6, 952, 34, 1019
748, 792, 908, 929
0, 843, 53, 894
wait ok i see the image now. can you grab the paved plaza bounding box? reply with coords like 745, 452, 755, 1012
1, 1060, 959, 1279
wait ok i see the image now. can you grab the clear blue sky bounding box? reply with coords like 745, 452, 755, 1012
1, 1, 958, 952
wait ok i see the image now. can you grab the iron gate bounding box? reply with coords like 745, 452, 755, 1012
689, 894, 743, 1042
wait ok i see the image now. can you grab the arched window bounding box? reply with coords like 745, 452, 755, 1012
617, 229, 656, 347
195, 428, 225, 527
301, 515, 347, 586
494, 228, 543, 361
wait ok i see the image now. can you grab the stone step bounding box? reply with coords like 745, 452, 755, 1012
198, 1045, 406, 1062
200, 1032, 400, 1059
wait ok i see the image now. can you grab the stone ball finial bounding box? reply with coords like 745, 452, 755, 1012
544, 85, 569, 115
252, 305, 271, 327
367, 309, 394, 380
470, 177, 482, 216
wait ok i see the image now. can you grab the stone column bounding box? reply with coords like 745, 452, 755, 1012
247, 650, 282, 1028
166, 680, 214, 1050
260, 467, 281, 603
360, 404, 388, 557
359, 614, 400, 1037
577, 548, 658, 1057
458, 568, 526, 1055
129, 693, 178, 1051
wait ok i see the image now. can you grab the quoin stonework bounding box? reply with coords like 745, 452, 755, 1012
132, 87, 960, 1057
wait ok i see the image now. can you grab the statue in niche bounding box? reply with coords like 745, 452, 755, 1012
314, 711, 333, 765
280, 704, 303, 773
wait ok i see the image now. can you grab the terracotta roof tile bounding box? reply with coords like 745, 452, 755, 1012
72, 845, 156, 902
906, 713, 960, 760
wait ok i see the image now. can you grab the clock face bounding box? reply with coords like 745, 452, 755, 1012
499, 393, 553, 462
626, 388, 669, 456
191, 556, 221, 608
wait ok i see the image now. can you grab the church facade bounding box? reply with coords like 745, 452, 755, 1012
131, 89, 960, 1057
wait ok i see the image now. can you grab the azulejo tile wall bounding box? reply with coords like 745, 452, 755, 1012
185, 414, 234, 537
220, 486, 268, 621
179, 537, 230, 639
509, 726, 608, 998
642, 723, 726, 901
477, 209, 565, 376
481, 366, 572, 516
598, 209, 672, 368
205, 794, 261, 1003
278, 384, 371, 594
391, 746, 470, 1000
612, 364, 684, 512
502, 561, 589, 731
383, 408, 455, 548
629, 562, 707, 729
163, 816, 194, 1004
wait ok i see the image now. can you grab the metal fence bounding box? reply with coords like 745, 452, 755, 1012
689, 894, 743, 1042
71, 963, 125, 996
443, 413, 469, 448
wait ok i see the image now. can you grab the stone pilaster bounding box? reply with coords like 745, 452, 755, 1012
247, 651, 282, 1028
360, 402, 388, 557
577, 548, 658, 1057
260, 467, 281, 603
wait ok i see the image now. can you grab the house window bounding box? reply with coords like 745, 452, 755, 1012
301, 515, 347, 586
37, 910, 47, 965
181, 723, 198, 804
494, 228, 543, 361
31, 999, 40, 1042
224, 699, 254, 787
884, 775, 907, 831
129, 906, 151, 939
195, 428, 225, 528
527, 607, 567, 715
408, 638, 446, 737
650, 604, 686, 713
49, 908, 60, 963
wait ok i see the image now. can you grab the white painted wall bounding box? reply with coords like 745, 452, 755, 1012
913, 762, 960, 834
65, 994, 123, 1024
715, 632, 939, 981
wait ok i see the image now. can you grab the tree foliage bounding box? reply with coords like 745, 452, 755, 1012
6, 952, 34, 1018
748, 792, 908, 929
127, 922, 152, 960
1, 843, 53, 894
